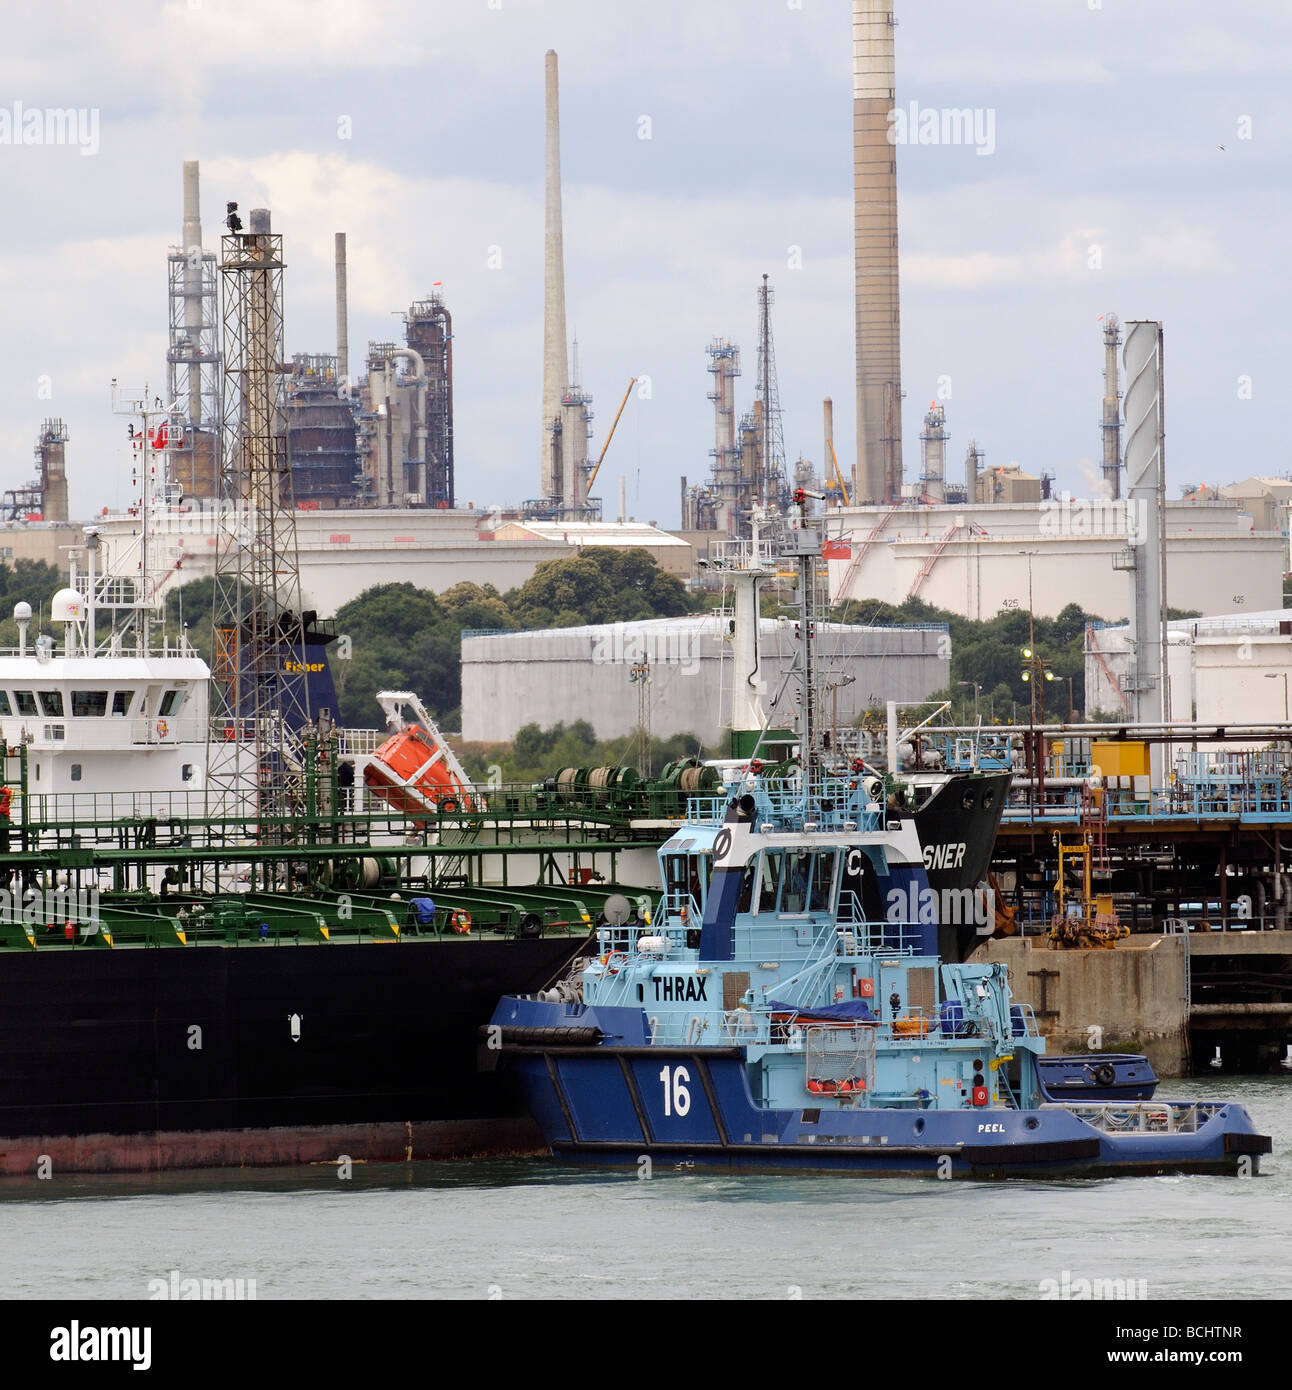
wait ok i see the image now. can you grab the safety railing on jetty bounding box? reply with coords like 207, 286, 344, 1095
1004, 749, 1292, 826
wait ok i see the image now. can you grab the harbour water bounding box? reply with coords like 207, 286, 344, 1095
4, 1078, 1289, 1302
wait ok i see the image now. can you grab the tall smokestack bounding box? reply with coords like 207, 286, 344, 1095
182, 160, 204, 430
38, 419, 69, 523
335, 232, 349, 385
1101, 312, 1122, 499
853, 2, 903, 505
823, 396, 835, 494
541, 49, 569, 501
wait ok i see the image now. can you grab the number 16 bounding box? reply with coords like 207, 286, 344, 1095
659, 1064, 691, 1117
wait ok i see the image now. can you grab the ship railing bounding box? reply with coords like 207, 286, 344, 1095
685, 795, 728, 825
760, 916, 901, 1009
653, 891, 703, 940
1009, 1002, 1041, 1037
125, 715, 205, 746
339, 728, 387, 755
719, 1008, 768, 1045
1042, 1100, 1228, 1134
597, 909, 691, 958
24, 789, 213, 824
834, 894, 922, 955
876, 1005, 937, 1042
685, 780, 883, 832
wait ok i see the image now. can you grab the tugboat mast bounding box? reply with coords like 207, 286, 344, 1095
789, 485, 825, 800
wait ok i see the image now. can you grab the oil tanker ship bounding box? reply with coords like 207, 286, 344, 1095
0, 506, 654, 1173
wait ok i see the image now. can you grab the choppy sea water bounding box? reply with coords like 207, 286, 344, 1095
4, 1078, 1289, 1302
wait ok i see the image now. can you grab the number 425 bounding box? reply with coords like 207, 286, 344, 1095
659, 1064, 691, 1117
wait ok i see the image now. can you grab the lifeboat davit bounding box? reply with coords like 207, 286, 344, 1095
363, 724, 477, 815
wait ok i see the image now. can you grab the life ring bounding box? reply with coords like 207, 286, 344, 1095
600, 952, 627, 975
450, 910, 471, 934
1092, 1062, 1117, 1088
156, 720, 169, 739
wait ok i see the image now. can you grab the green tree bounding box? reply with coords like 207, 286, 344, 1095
505, 549, 694, 629
438, 581, 515, 633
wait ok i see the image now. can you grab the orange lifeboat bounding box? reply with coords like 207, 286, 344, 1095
363, 724, 476, 815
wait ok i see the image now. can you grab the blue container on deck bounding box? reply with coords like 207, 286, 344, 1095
940, 1000, 967, 1037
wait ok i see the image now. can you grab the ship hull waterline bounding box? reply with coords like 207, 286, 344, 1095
500, 1044, 1269, 1181
0, 933, 591, 1175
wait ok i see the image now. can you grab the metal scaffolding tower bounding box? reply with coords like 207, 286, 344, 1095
1101, 312, 1123, 500
707, 338, 741, 533
755, 274, 790, 518
205, 207, 311, 830
405, 294, 455, 507
166, 162, 223, 501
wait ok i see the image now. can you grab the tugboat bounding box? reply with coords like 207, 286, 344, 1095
485, 491, 1269, 1177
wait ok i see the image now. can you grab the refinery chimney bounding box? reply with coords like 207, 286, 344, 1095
964, 439, 982, 504
541, 49, 569, 501
168, 160, 222, 500
1101, 313, 1122, 499
181, 160, 204, 431
919, 402, 947, 504
853, 1, 903, 505
37, 419, 69, 523
335, 232, 349, 385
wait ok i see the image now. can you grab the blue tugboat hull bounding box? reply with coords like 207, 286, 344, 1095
491, 998, 1268, 1180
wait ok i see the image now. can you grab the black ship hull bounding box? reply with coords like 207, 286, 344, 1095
910, 771, 1012, 961
0, 933, 590, 1173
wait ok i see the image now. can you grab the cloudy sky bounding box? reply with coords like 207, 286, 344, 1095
1, 0, 1290, 527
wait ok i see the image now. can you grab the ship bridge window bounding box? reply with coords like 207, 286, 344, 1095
755, 851, 785, 914
14, 691, 37, 717
111, 691, 132, 716
158, 689, 185, 716
737, 856, 758, 914
663, 852, 712, 912
779, 850, 838, 914
38, 691, 64, 717
72, 690, 109, 717
0, 692, 10, 716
